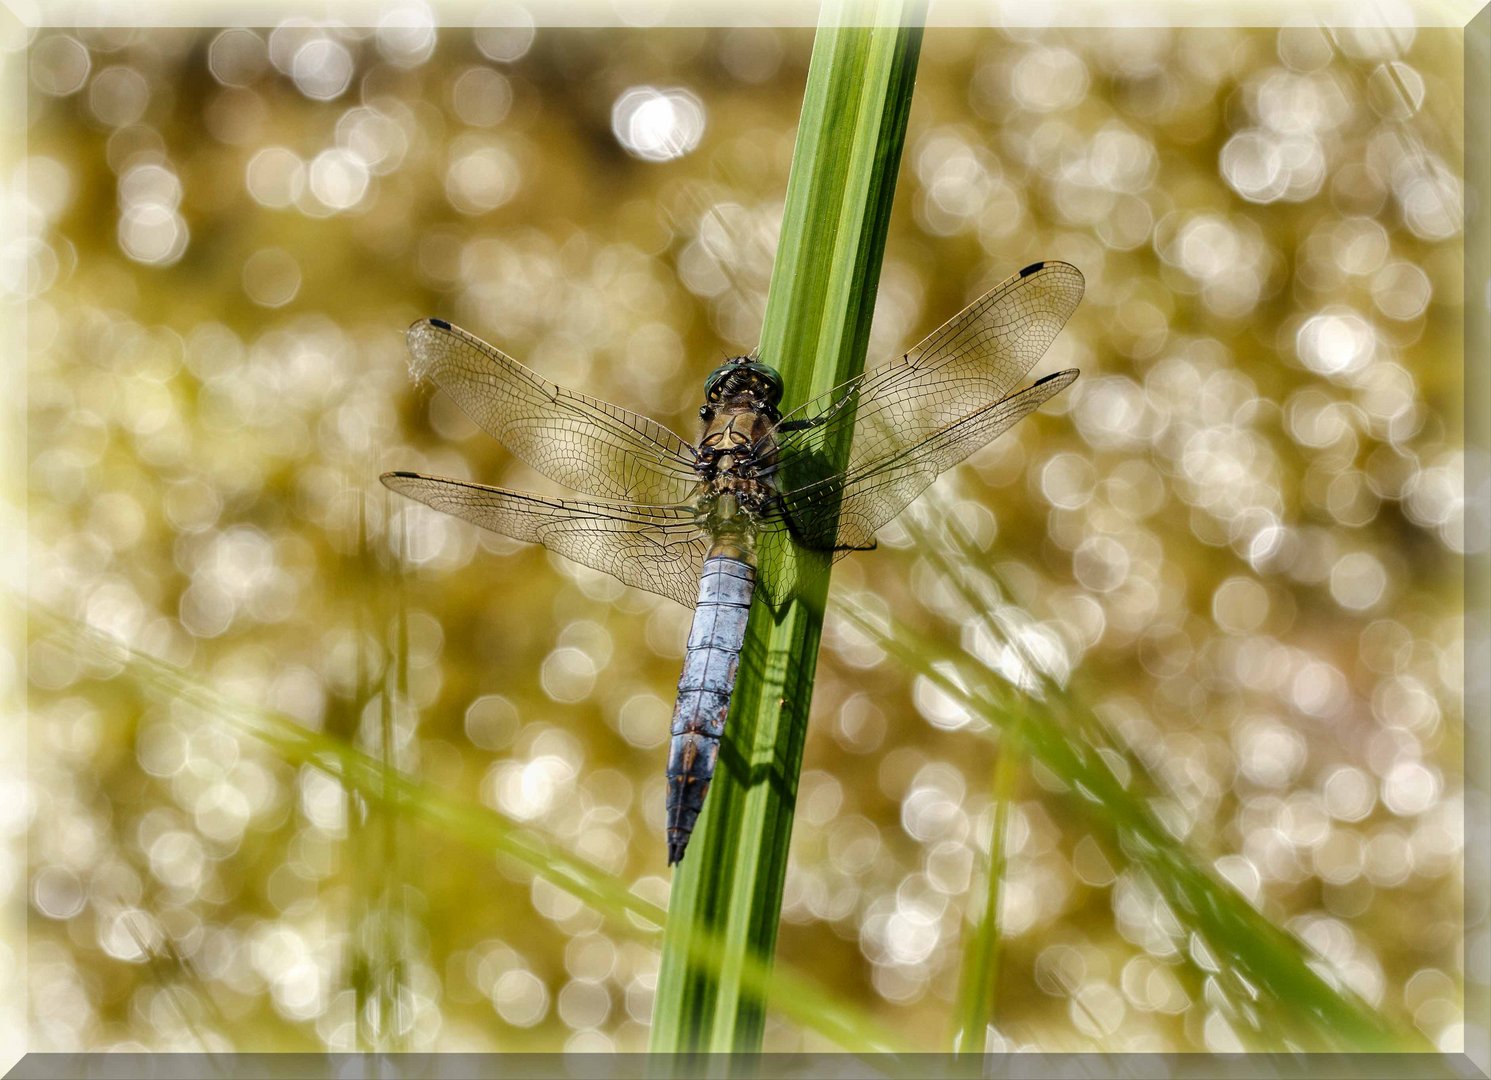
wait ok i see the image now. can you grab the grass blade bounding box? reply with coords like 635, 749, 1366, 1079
25, 600, 920, 1056
650, 0, 924, 1054
837, 513, 1433, 1053
951, 739, 1017, 1054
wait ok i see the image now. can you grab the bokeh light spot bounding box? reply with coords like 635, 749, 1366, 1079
611, 87, 706, 162
291, 38, 354, 101
31, 35, 91, 96
1330, 551, 1387, 610
209, 28, 269, 86
242, 247, 302, 308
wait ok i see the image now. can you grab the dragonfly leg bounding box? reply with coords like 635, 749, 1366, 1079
769, 365, 900, 437
770, 497, 877, 554
774, 417, 823, 434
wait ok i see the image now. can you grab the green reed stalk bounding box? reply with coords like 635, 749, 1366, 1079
336, 489, 411, 1052
649, 0, 924, 1054
951, 740, 1018, 1054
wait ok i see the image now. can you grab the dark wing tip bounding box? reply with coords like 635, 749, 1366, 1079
1019, 259, 1085, 284
407, 316, 454, 336
1030, 369, 1082, 399
1015, 260, 1086, 294
382, 469, 486, 488
380, 470, 426, 492
405, 319, 459, 380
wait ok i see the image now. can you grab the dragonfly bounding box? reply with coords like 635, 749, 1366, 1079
383, 260, 1084, 865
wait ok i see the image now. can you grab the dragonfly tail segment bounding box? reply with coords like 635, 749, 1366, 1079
666, 553, 755, 865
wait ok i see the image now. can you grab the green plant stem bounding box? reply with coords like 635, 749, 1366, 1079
952, 739, 1017, 1054
649, 0, 924, 1055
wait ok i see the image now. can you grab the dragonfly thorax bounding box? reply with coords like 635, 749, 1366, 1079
694, 403, 780, 516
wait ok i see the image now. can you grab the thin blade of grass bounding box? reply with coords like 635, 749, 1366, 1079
26, 601, 920, 1057
836, 522, 1432, 1052
340, 487, 413, 1053
909, 503, 1271, 1047
951, 739, 1017, 1055
650, 0, 924, 1054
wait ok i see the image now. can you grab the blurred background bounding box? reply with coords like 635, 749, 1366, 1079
9, 14, 1469, 1056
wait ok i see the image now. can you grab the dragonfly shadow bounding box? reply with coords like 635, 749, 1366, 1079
711, 580, 831, 806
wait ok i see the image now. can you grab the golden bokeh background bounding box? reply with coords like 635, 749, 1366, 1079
15, 18, 1468, 1055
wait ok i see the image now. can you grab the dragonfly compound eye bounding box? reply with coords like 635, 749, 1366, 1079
704, 359, 784, 409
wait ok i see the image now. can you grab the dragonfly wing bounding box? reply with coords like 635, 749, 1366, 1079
407, 319, 700, 505
772, 370, 1080, 552
382, 471, 708, 608
770, 261, 1083, 487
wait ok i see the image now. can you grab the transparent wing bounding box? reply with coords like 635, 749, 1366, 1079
767, 370, 1078, 556
382, 471, 708, 608
407, 319, 700, 505
766, 260, 1084, 550
769, 260, 1082, 479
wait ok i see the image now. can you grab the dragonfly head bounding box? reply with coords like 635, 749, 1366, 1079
704, 357, 784, 415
